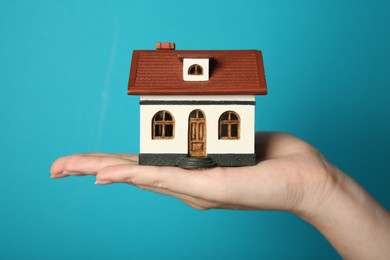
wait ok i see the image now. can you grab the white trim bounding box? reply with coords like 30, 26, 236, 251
140, 95, 255, 102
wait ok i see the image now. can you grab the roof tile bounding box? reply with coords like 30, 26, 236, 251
128, 50, 267, 95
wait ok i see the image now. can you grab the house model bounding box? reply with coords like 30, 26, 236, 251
128, 42, 267, 168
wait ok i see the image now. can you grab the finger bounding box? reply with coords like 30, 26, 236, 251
78, 153, 139, 162
96, 164, 225, 201
50, 154, 138, 177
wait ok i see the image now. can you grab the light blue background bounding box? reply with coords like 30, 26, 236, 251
1, 0, 389, 259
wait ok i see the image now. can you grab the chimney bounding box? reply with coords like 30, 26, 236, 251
156, 42, 175, 50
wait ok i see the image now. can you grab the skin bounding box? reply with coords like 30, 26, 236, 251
50, 132, 390, 259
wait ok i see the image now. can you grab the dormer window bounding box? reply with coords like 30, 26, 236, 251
188, 64, 203, 75
182, 58, 210, 81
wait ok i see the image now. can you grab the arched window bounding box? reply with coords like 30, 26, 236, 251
188, 64, 203, 75
152, 111, 175, 139
219, 111, 240, 140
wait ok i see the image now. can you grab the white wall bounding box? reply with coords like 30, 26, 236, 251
139, 96, 255, 154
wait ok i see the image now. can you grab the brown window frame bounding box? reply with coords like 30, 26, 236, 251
219, 111, 240, 140
188, 64, 204, 75
152, 110, 175, 139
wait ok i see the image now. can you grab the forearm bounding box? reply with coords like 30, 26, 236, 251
299, 166, 390, 259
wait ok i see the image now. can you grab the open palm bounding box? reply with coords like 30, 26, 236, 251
50, 132, 390, 259
51, 132, 334, 214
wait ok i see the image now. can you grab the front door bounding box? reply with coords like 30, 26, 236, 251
188, 109, 206, 157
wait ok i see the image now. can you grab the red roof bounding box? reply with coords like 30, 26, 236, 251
128, 49, 267, 95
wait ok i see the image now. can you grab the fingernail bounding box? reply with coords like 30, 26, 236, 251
95, 180, 113, 185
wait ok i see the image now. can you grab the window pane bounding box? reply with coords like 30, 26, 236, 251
188, 66, 195, 75
231, 124, 238, 138
221, 113, 229, 121
197, 110, 204, 118
165, 112, 172, 121
195, 65, 203, 75
221, 124, 228, 137
154, 125, 163, 137
190, 110, 197, 118
188, 64, 203, 75
230, 113, 238, 120
165, 124, 173, 137
154, 112, 163, 121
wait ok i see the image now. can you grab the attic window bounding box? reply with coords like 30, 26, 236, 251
188, 64, 203, 75
183, 58, 209, 81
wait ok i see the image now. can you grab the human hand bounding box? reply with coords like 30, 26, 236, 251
50, 132, 336, 215
50, 132, 390, 259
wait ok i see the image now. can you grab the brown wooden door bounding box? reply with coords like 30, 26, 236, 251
189, 110, 206, 157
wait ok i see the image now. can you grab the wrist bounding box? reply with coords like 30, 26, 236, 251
290, 156, 342, 222
294, 164, 390, 259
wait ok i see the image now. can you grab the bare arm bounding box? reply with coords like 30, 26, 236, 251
300, 166, 390, 259
50, 132, 390, 259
